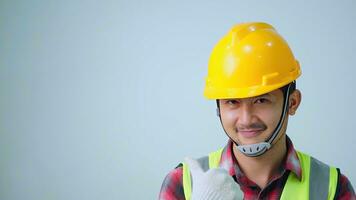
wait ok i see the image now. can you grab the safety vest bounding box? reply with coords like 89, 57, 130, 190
182, 149, 339, 200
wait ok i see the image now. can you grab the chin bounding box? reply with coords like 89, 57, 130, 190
237, 134, 269, 145
238, 139, 262, 145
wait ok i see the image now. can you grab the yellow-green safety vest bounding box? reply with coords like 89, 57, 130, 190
182, 149, 338, 200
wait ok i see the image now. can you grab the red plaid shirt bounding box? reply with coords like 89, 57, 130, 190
159, 136, 355, 200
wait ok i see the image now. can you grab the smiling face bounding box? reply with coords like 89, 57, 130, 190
218, 88, 301, 146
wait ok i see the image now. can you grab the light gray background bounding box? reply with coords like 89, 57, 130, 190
1, 0, 355, 199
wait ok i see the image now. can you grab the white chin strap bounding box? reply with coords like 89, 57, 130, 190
236, 142, 271, 157
218, 83, 293, 157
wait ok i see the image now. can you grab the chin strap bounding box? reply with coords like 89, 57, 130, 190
217, 82, 294, 157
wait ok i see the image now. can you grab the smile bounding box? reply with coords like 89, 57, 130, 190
238, 129, 264, 138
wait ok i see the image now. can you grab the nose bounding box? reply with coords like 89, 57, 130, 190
237, 103, 254, 126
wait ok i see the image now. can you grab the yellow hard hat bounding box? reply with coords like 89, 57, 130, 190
204, 22, 301, 99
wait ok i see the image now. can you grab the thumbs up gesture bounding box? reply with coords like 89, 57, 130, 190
185, 157, 243, 200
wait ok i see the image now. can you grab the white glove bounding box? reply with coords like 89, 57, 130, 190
185, 157, 243, 200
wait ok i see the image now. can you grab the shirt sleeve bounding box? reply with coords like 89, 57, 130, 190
334, 171, 355, 200
158, 167, 185, 200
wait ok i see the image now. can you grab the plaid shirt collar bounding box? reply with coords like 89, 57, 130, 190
219, 135, 302, 185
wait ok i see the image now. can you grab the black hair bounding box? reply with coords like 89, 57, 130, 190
281, 81, 296, 97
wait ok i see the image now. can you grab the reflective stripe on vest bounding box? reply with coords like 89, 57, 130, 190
182, 149, 338, 200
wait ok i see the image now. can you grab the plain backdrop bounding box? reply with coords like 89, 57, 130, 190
1, 0, 355, 199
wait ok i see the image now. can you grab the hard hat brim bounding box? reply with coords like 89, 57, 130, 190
203, 75, 300, 99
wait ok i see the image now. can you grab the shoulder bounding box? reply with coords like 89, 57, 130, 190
296, 151, 355, 199
335, 171, 355, 199
158, 146, 227, 200
159, 165, 185, 200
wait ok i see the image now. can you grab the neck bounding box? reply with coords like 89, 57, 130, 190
233, 134, 287, 189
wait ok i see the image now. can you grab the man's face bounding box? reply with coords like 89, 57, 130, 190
219, 89, 288, 146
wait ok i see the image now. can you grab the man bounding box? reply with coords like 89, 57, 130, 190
159, 22, 355, 200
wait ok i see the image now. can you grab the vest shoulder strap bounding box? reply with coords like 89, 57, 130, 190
281, 151, 338, 200
208, 148, 224, 169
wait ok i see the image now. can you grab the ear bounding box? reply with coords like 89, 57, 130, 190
288, 89, 301, 115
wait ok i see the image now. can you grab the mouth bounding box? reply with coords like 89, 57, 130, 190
238, 129, 264, 138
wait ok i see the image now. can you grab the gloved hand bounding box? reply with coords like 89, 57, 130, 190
185, 157, 243, 200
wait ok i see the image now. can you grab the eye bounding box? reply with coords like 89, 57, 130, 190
255, 98, 270, 104
225, 99, 239, 105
